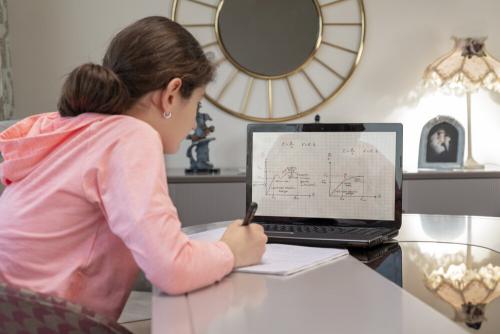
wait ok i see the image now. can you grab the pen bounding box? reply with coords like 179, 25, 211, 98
242, 202, 258, 226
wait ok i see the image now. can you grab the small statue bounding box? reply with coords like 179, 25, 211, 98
185, 105, 220, 174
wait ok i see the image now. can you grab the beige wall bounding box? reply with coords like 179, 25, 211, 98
7, 0, 171, 118
7, 0, 500, 170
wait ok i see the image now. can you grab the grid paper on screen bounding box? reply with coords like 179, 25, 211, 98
252, 132, 396, 221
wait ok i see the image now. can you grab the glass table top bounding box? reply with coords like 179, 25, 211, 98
352, 241, 499, 333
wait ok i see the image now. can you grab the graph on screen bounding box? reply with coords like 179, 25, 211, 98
252, 132, 396, 221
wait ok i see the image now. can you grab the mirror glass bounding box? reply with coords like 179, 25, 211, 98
217, 0, 321, 77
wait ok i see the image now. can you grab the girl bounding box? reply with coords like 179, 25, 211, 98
0, 16, 267, 320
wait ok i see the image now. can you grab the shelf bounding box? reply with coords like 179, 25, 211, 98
166, 165, 500, 183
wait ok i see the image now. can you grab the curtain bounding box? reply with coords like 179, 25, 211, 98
0, 0, 14, 121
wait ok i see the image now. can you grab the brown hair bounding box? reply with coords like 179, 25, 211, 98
58, 16, 214, 117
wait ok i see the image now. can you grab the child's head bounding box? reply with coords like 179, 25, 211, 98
58, 16, 214, 153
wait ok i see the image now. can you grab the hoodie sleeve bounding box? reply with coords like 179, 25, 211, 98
85, 120, 234, 295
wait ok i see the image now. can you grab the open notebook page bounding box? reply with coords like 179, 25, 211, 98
189, 227, 348, 276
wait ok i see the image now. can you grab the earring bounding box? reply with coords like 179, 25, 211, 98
163, 111, 172, 119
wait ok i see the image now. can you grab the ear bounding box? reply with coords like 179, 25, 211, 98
160, 78, 183, 113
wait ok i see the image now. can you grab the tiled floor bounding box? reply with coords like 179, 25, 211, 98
118, 291, 152, 334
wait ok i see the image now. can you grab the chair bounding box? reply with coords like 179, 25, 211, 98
0, 120, 17, 133
0, 120, 18, 195
0, 282, 131, 334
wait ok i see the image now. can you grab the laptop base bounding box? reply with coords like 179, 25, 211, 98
262, 224, 399, 248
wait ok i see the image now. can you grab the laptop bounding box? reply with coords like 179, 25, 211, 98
246, 123, 403, 248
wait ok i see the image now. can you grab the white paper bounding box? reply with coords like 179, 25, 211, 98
189, 228, 348, 276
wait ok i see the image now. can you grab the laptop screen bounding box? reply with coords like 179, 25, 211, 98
246, 123, 403, 228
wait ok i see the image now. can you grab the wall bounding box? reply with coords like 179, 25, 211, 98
7, 0, 500, 171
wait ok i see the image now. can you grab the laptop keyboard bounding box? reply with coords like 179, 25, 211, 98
260, 223, 391, 237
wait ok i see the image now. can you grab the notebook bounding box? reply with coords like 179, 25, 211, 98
189, 228, 348, 276
246, 123, 403, 248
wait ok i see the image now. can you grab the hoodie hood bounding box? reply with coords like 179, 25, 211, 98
0, 112, 106, 186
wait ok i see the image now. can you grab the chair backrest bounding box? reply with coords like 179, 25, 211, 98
0, 120, 18, 194
0, 119, 17, 132
0, 119, 17, 161
0, 282, 132, 334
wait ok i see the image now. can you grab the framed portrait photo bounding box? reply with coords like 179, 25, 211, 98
418, 116, 465, 169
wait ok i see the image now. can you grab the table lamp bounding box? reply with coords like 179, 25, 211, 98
426, 263, 500, 329
423, 37, 500, 169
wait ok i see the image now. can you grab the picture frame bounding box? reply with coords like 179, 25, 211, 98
418, 115, 465, 169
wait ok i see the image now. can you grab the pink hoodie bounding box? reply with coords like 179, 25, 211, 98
0, 112, 234, 320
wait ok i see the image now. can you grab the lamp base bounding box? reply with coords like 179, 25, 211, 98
464, 157, 484, 170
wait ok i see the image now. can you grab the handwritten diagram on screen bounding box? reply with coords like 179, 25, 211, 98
252, 132, 396, 221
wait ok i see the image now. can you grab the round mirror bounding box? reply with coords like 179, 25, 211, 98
172, 0, 365, 122
216, 0, 321, 78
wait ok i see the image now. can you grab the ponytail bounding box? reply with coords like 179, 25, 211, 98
58, 63, 130, 117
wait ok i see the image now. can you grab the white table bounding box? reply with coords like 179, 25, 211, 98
152, 214, 500, 333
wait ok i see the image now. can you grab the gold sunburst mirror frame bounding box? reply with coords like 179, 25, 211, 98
172, 0, 365, 122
